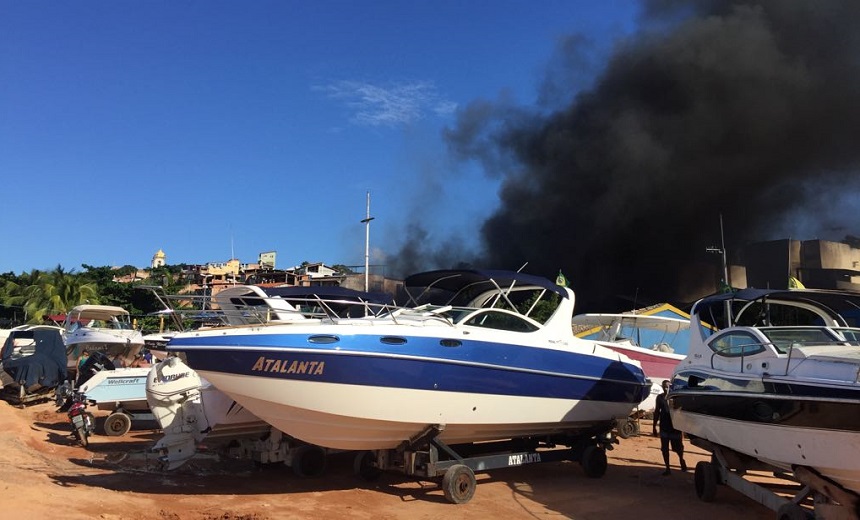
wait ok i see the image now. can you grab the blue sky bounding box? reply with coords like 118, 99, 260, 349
0, 1, 639, 275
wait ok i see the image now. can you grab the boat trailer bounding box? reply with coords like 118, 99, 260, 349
352, 423, 618, 504
690, 437, 860, 520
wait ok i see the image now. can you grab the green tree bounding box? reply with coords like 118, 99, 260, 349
331, 264, 357, 275
2, 266, 100, 324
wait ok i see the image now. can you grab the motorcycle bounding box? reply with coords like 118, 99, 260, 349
66, 391, 96, 447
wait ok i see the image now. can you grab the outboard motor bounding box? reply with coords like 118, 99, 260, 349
146, 356, 209, 469
76, 351, 115, 388
146, 356, 279, 470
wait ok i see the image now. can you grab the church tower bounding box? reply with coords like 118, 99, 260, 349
151, 249, 166, 268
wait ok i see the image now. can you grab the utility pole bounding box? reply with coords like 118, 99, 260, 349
361, 191, 375, 292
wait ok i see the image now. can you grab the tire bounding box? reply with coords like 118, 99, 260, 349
694, 461, 718, 502
353, 450, 383, 481
75, 426, 89, 448
776, 503, 811, 520
104, 412, 132, 437
291, 445, 327, 478
618, 419, 639, 439
581, 445, 608, 478
442, 464, 476, 504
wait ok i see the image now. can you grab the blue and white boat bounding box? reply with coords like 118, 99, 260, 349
669, 288, 860, 498
166, 270, 650, 451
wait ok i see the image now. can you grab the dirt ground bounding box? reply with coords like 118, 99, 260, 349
0, 399, 776, 520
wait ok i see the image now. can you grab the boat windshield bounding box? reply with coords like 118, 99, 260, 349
833, 327, 860, 346
759, 327, 846, 353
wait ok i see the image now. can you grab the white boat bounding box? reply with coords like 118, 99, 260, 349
572, 313, 688, 410
63, 305, 145, 374
165, 269, 650, 451
669, 288, 860, 501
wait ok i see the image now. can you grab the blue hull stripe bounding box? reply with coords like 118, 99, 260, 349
171, 333, 648, 403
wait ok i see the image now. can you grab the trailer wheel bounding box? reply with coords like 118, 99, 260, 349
617, 419, 639, 439
776, 503, 811, 520
695, 461, 719, 502
291, 445, 327, 478
581, 445, 608, 478
104, 412, 132, 437
442, 464, 476, 504
353, 450, 383, 481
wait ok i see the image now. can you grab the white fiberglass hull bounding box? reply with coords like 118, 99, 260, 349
672, 409, 860, 495
65, 330, 144, 369
198, 371, 635, 451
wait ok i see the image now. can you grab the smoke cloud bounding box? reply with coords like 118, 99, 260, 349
393, 1, 860, 311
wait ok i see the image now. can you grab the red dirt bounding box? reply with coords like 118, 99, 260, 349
0, 400, 774, 519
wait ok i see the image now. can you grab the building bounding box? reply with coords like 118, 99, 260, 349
151, 249, 166, 269
737, 238, 860, 292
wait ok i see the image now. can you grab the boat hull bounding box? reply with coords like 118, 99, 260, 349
78, 367, 151, 412
65, 330, 144, 371
671, 407, 860, 495
602, 344, 682, 411
197, 371, 633, 450
174, 328, 648, 450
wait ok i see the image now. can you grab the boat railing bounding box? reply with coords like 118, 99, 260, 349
710, 338, 850, 375
138, 285, 404, 329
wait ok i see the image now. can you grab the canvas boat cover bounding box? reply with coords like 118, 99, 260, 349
1, 328, 68, 390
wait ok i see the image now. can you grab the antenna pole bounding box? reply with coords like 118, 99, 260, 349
719, 213, 729, 287
360, 191, 375, 292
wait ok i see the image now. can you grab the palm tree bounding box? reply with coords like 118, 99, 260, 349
3, 266, 100, 324
1, 269, 45, 323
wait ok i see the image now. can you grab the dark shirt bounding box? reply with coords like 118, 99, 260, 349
654, 392, 677, 433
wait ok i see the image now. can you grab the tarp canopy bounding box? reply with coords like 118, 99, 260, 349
1, 327, 67, 390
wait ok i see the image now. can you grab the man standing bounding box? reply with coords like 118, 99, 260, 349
653, 379, 687, 476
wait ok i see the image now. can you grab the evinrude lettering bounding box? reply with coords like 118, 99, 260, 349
157, 372, 189, 384
251, 356, 325, 376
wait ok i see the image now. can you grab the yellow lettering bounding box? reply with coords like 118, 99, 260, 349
251, 357, 266, 371
280, 360, 290, 373
270, 359, 282, 372
286, 361, 298, 374
314, 361, 325, 375
297, 361, 309, 374
263, 359, 275, 371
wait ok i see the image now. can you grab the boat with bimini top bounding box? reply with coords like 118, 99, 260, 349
63, 305, 145, 375
165, 269, 650, 451
668, 288, 860, 501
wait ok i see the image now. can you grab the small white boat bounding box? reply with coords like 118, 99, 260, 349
73, 360, 153, 436
63, 305, 145, 374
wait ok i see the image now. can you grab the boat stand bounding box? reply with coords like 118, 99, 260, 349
690, 438, 860, 520
353, 424, 617, 504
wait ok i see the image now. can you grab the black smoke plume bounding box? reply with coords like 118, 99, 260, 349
393, 1, 860, 311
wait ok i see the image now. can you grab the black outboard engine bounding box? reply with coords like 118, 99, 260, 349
75, 351, 116, 388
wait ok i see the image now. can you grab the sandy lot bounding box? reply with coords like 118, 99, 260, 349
0, 399, 774, 520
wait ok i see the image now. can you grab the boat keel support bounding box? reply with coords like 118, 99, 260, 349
358, 429, 615, 505
691, 438, 860, 520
